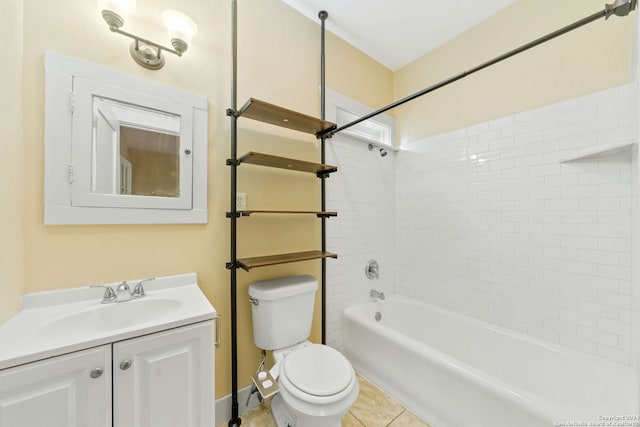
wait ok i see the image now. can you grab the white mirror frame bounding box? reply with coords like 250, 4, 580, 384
44, 51, 208, 224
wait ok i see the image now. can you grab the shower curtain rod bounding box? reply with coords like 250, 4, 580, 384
319, 0, 637, 139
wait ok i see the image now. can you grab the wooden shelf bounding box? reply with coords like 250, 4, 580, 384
237, 250, 337, 271
237, 210, 337, 217
238, 152, 337, 175
238, 98, 336, 136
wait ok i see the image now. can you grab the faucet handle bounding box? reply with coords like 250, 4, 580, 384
365, 260, 380, 280
90, 285, 117, 303
132, 278, 155, 298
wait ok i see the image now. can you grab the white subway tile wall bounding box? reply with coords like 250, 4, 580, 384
326, 83, 637, 366
396, 84, 636, 366
325, 138, 396, 352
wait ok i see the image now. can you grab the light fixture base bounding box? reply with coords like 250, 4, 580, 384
129, 42, 165, 70
101, 10, 124, 30
170, 38, 188, 56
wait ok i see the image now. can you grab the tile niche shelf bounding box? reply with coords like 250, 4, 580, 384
559, 141, 636, 162
230, 99, 338, 271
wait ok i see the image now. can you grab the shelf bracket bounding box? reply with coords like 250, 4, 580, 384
226, 108, 239, 117
226, 261, 239, 270
316, 127, 335, 139
226, 212, 242, 218
226, 159, 240, 166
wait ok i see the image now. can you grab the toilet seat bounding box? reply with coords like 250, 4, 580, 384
280, 344, 356, 405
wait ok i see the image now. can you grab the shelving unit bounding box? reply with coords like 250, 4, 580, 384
226, 4, 334, 425
231, 148, 338, 271
229, 129, 338, 269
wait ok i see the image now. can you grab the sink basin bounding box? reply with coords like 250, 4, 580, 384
0, 273, 216, 371
39, 298, 182, 338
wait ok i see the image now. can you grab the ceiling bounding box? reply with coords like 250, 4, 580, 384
280, 0, 519, 71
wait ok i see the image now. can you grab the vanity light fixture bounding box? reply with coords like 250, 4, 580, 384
97, 0, 198, 70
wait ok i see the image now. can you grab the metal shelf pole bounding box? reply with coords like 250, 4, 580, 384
319, 10, 328, 345
228, 0, 241, 425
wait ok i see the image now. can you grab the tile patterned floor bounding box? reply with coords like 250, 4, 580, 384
217, 373, 431, 427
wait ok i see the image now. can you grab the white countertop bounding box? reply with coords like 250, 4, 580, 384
0, 273, 216, 370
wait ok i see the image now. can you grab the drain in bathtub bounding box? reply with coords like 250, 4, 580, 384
375, 311, 382, 321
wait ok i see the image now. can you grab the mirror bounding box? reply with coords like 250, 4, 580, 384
44, 51, 208, 224
92, 97, 181, 198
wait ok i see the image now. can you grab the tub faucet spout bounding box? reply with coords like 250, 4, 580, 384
370, 289, 385, 300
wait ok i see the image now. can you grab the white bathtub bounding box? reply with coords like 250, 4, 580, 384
343, 295, 638, 427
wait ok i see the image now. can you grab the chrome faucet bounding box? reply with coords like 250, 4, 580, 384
370, 289, 385, 300
116, 281, 132, 302
91, 278, 155, 304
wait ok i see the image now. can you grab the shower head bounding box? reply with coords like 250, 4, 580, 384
369, 143, 388, 157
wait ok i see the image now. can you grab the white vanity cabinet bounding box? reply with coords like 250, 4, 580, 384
0, 321, 214, 427
0, 345, 112, 427
114, 321, 214, 427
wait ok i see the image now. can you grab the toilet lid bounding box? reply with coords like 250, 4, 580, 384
282, 344, 353, 397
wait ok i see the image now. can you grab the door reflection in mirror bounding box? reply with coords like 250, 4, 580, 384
92, 97, 181, 198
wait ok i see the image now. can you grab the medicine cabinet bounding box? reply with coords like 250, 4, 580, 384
44, 51, 208, 224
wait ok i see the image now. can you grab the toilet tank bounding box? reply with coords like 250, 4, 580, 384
248, 275, 318, 350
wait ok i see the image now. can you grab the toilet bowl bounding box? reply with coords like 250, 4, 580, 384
248, 275, 359, 427
271, 343, 359, 427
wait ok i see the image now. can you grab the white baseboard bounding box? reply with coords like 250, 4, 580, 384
215, 384, 262, 426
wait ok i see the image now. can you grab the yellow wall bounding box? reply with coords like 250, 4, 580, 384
11, 0, 392, 399
394, 0, 636, 143
0, 0, 24, 324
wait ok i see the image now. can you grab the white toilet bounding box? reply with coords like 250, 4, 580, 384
249, 275, 359, 427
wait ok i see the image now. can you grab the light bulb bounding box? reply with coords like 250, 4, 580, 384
162, 9, 198, 51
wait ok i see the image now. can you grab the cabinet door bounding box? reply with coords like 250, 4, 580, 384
0, 345, 111, 427
113, 321, 214, 427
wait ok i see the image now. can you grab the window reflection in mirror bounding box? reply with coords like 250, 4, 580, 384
92, 97, 181, 198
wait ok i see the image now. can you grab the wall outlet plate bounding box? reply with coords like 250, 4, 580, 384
252, 370, 279, 399
236, 193, 246, 210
